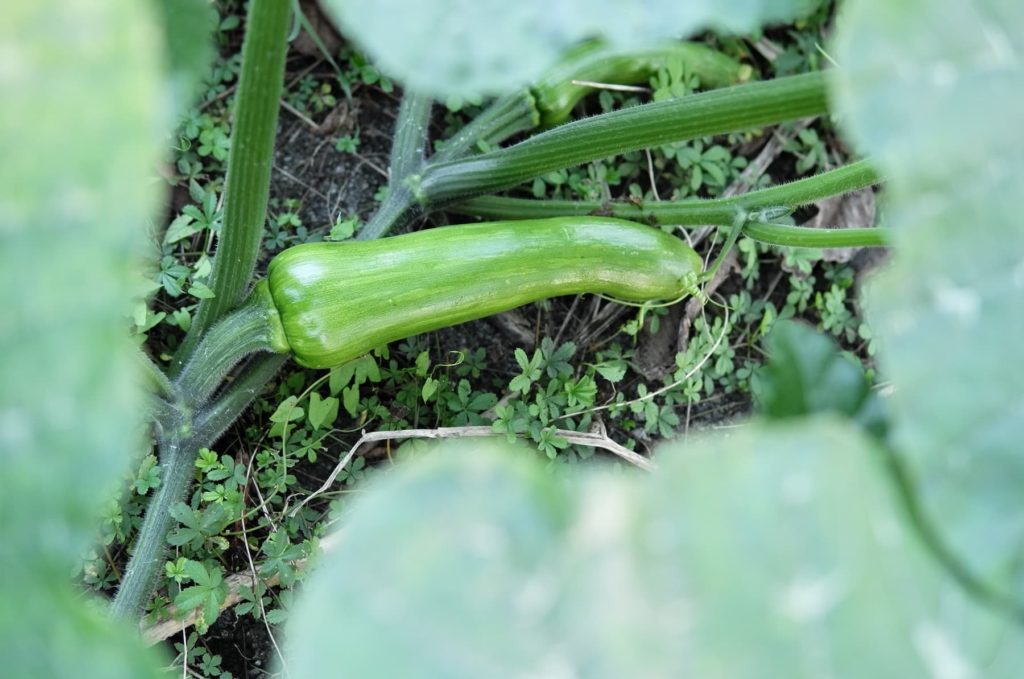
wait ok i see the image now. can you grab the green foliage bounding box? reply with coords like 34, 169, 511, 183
753, 320, 885, 438
286, 74, 338, 115
156, 0, 218, 113
834, 0, 1024, 608
172, 631, 235, 679
334, 133, 360, 154
320, 0, 817, 96
284, 427, 1024, 676
167, 502, 232, 552
0, 0, 172, 674
174, 560, 229, 633
11, 0, 1020, 673
259, 530, 307, 587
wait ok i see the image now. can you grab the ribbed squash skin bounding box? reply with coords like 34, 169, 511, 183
266, 218, 701, 368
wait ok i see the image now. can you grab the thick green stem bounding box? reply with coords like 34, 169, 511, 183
145, 393, 184, 442
360, 189, 423, 241
359, 89, 434, 240
114, 355, 287, 621
742, 222, 887, 248
389, 89, 433, 181
419, 72, 829, 206
111, 437, 196, 620
432, 92, 540, 164
451, 160, 880, 225
171, 0, 291, 375
193, 354, 289, 445
174, 290, 287, 410
118, 0, 293, 623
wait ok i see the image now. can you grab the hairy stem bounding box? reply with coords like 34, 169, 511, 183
706, 212, 748, 280
171, 0, 291, 375
111, 437, 195, 620
451, 160, 880, 225
431, 92, 539, 164
389, 88, 433, 181
174, 293, 286, 411
359, 89, 434, 240
419, 72, 829, 206
116, 353, 288, 621
192, 354, 289, 445
119, 0, 293, 623
137, 346, 175, 401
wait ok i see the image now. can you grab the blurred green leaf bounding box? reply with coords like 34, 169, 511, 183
833, 0, 1024, 607
0, 585, 168, 678
0, 0, 167, 674
753, 320, 886, 438
320, 0, 818, 96
155, 0, 217, 115
284, 425, 1023, 676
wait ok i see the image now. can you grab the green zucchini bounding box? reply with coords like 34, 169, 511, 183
532, 41, 752, 127
258, 218, 702, 369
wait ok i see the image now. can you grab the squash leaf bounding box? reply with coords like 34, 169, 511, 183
285, 427, 1023, 676
833, 0, 1024, 609
319, 0, 819, 96
0, 0, 166, 675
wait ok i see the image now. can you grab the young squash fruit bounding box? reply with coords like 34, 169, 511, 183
531, 41, 751, 127
254, 218, 702, 369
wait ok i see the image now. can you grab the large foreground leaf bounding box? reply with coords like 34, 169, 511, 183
0, 0, 166, 675
286, 424, 1022, 676
320, 0, 818, 96
832, 0, 1024, 607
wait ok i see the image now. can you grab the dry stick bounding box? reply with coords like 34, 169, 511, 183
280, 99, 319, 131
142, 532, 342, 645
570, 80, 650, 94
291, 425, 655, 519
487, 309, 537, 349
552, 294, 583, 347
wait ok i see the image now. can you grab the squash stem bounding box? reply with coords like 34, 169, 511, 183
432, 92, 539, 164
114, 356, 287, 622
389, 88, 433, 181
170, 0, 291, 376
450, 160, 880, 225
362, 91, 540, 239
136, 345, 176, 402
705, 212, 748, 281
174, 287, 287, 411
879, 443, 1024, 623
742, 222, 888, 248
359, 89, 434, 240
419, 71, 829, 206
192, 354, 289, 446
111, 436, 194, 620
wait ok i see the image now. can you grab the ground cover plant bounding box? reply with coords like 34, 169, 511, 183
2, 0, 1022, 676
